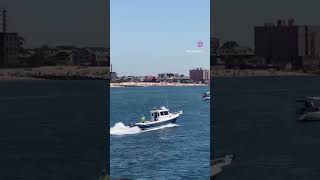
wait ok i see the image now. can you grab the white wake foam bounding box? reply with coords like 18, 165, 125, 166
211, 154, 234, 177
110, 122, 141, 135
110, 122, 179, 135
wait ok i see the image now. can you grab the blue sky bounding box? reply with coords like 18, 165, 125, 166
111, 0, 210, 76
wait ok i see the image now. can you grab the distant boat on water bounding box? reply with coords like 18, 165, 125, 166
296, 97, 320, 121
202, 92, 210, 100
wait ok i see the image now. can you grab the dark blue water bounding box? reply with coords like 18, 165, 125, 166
0, 80, 108, 180
213, 76, 320, 180
110, 86, 210, 180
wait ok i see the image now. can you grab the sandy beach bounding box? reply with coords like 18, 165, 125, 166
110, 82, 207, 87
0, 66, 317, 81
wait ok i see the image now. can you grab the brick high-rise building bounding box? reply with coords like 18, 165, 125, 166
0, 32, 19, 65
0, 8, 7, 33
255, 19, 320, 69
0, 9, 19, 66
189, 68, 210, 83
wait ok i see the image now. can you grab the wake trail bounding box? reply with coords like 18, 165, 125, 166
110, 122, 179, 135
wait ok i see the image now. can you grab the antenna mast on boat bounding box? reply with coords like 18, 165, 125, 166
164, 81, 169, 109
166, 89, 168, 109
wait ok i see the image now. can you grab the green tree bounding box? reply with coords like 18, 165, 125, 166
25, 45, 49, 67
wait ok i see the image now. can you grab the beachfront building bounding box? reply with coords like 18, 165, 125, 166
0, 9, 19, 66
137, 76, 145, 82
255, 19, 320, 70
110, 72, 117, 81
86, 47, 109, 66
67, 48, 94, 65
158, 73, 179, 82
189, 68, 210, 83
58, 47, 109, 66
177, 75, 192, 83
15, 45, 109, 67
217, 41, 257, 69
127, 76, 138, 82
144, 76, 157, 82
0, 32, 19, 66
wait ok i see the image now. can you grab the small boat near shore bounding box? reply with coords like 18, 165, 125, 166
130, 106, 183, 130
202, 92, 210, 100
296, 97, 320, 121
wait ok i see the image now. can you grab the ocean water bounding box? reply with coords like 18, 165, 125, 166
213, 76, 320, 180
110, 86, 210, 180
0, 80, 108, 180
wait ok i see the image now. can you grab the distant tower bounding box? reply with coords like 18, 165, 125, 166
0, 8, 7, 33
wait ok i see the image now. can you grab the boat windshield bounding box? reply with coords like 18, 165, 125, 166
306, 100, 320, 107
203, 93, 210, 96
160, 111, 169, 116
297, 99, 320, 114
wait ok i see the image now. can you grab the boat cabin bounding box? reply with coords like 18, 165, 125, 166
296, 97, 320, 114
150, 106, 170, 121
202, 92, 210, 98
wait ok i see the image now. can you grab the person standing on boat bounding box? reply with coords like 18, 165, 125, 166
140, 115, 146, 123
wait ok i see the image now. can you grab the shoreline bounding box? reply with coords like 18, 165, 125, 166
0, 67, 318, 81
110, 82, 208, 87
211, 69, 316, 77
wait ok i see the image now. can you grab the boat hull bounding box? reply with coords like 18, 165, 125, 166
298, 111, 320, 121
134, 118, 177, 130
203, 97, 210, 100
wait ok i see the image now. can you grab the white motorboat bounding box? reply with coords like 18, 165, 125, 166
131, 106, 183, 130
296, 97, 320, 121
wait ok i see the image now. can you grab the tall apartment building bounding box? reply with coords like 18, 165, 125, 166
0, 32, 19, 65
255, 19, 320, 69
0, 8, 7, 33
189, 68, 210, 83
0, 9, 19, 66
